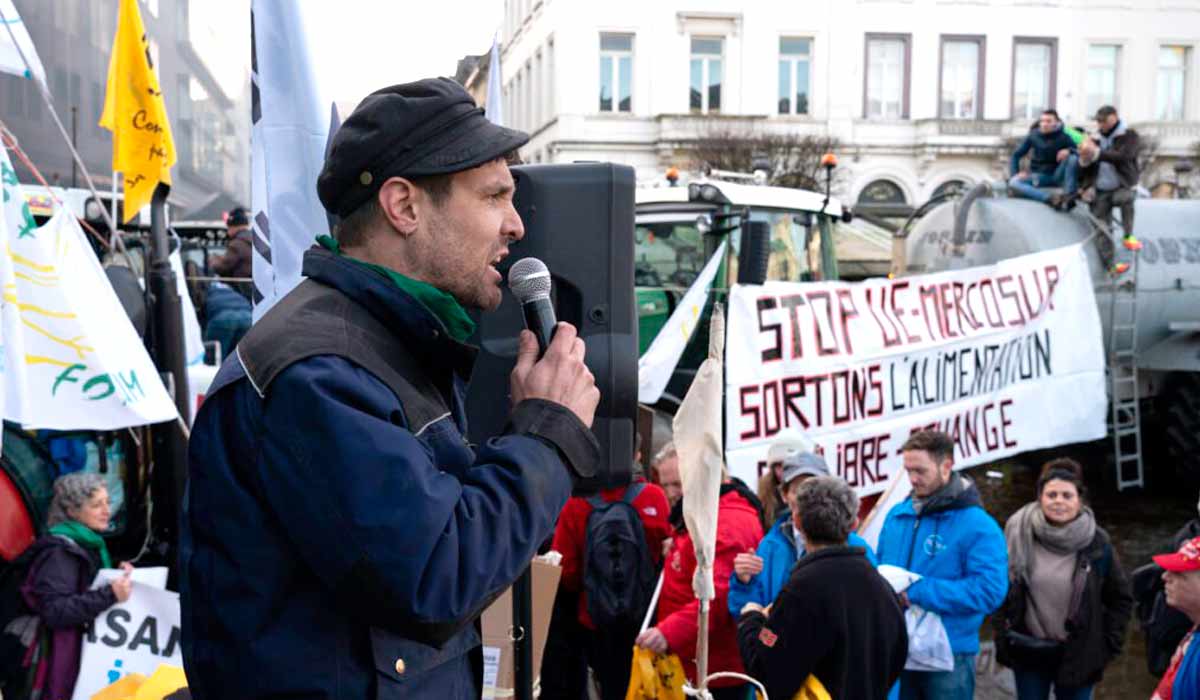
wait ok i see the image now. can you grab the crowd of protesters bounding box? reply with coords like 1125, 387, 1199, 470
539, 427, 1200, 699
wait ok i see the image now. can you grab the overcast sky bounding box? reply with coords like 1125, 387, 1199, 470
305, 1, 504, 109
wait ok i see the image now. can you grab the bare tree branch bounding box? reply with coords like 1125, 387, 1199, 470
679, 121, 844, 193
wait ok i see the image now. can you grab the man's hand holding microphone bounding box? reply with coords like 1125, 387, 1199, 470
510, 323, 600, 427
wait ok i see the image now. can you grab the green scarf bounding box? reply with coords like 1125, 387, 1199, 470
316, 235, 476, 343
49, 520, 112, 569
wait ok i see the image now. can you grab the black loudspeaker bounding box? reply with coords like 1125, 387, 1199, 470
465, 163, 638, 492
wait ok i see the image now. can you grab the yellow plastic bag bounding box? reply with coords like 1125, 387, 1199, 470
89, 664, 187, 700
625, 646, 686, 700
791, 674, 832, 700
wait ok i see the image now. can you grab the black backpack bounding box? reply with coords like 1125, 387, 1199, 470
0, 542, 46, 690
583, 482, 655, 628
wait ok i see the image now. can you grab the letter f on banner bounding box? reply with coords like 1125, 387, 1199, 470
99, 0, 176, 223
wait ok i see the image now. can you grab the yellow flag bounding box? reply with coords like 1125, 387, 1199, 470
99, 0, 176, 223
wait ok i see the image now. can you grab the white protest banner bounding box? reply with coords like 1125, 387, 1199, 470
0, 0, 48, 89
638, 240, 726, 404
250, 0, 336, 320
725, 243, 1107, 497
72, 581, 182, 700
0, 148, 178, 430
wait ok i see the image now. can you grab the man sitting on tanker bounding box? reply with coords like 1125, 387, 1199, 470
1008, 110, 1079, 212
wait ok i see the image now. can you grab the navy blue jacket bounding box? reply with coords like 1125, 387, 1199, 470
180, 249, 592, 699
1010, 125, 1076, 177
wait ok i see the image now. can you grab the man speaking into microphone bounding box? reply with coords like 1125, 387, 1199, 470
179, 77, 600, 699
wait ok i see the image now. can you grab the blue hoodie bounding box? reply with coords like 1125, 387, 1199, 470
727, 511, 877, 617
876, 475, 1008, 655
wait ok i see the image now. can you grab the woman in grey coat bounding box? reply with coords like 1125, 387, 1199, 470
994, 459, 1133, 700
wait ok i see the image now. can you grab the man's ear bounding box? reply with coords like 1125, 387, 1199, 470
377, 177, 420, 236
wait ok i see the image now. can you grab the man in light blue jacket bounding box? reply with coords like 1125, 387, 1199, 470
877, 430, 1008, 700
728, 450, 876, 618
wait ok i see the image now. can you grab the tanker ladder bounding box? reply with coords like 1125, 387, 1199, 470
1085, 208, 1144, 491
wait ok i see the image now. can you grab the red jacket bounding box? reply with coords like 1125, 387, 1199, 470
657, 487, 764, 688
552, 480, 672, 629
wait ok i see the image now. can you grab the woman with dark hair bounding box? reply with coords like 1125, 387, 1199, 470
994, 459, 1133, 700
11, 473, 132, 700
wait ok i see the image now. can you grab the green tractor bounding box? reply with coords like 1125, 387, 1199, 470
634, 176, 889, 412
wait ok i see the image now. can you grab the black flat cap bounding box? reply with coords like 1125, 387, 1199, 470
317, 77, 529, 218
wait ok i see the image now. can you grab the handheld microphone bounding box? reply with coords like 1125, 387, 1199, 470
507, 258, 557, 358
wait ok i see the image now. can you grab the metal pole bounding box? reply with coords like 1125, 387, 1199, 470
696, 598, 710, 694
512, 566, 533, 700
70, 106, 77, 187
147, 183, 190, 574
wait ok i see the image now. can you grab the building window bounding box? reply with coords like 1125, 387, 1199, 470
778, 37, 811, 115
7, 78, 25, 117
545, 39, 555, 124
599, 34, 633, 113
1086, 44, 1121, 114
513, 73, 522, 130
1158, 45, 1189, 120
689, 36, 723, 113
535, 49, 544, 126
865, 34, 909, 119
940, 37, 984, 119
932, 180, 967, 199
857, 179, 908, 207
525, 62, 533, 130
1012, 39, 1055, 120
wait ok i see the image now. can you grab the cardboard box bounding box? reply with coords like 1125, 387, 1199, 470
480, 559, 562, 697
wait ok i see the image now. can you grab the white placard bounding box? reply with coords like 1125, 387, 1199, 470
93, 566, 169, 590
71, 580, 182, 700
725, 243, 1107, 496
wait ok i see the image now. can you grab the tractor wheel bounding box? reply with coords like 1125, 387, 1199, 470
1159, 372, 1200, 487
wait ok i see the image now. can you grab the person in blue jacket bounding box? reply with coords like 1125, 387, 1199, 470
877, 430, 1009, 700
728, 450, 876, 618
179, 78, 602, 700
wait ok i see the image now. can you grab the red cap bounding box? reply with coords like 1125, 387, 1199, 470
1154, 536, 1200, 573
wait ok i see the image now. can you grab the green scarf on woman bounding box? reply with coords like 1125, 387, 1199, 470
49, 520, 113, 569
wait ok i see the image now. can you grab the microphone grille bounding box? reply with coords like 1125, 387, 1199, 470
508, 257, 551, 302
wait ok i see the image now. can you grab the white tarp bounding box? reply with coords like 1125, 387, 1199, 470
71, 575, 181, 700
0, 147, 178, 430
485, 33, 504, 125
0, 0, 47, 89
725, 243, 1107, 496
638, 240, 726, 404
250, 0, 335, 320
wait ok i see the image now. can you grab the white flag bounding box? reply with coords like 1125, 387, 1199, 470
0, 0, 47, 89
250, 0, 335, 320
169, 250, 205, 366
0, 148, 177, 430
673, 304, 726, 604
485, 33, 504, 125
637, 240, 726, 404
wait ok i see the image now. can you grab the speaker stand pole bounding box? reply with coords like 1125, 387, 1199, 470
513, 565, 533, 700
